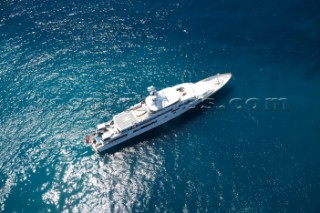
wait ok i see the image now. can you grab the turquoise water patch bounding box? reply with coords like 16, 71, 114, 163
0, 0, 320, 212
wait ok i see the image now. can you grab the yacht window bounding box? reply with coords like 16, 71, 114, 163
109, 134, 128, 143
133, 121, 157, 132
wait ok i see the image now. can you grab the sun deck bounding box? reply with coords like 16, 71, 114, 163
113, 102, 151, 132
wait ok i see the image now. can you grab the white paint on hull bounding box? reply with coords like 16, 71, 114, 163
90, 73, 232, 153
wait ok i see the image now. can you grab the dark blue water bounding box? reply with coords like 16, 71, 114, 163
1, 0, 320, 212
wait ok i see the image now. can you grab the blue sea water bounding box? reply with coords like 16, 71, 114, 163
1, 0, 320, 212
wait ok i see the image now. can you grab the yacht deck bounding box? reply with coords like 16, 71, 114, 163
113, 103, 150, 131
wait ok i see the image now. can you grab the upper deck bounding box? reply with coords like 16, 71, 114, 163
111, 73, 232, 132
113, 102, 150, 132
113, 86, 183, 132
145, 87, 180, 112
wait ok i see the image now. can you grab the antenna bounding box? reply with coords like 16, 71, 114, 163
147, 86, 158, 96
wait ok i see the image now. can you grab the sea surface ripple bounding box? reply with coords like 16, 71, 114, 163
0, 0, 320, 212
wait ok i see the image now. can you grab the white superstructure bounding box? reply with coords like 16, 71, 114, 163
87, 73, 232, 153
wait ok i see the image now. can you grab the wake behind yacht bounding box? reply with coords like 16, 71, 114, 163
86, 73, 232, 153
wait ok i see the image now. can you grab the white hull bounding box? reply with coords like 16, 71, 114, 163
96, 100, 198, 152
89, 73, 232, 153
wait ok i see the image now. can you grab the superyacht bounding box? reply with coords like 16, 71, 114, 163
86, 73, 232, 153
